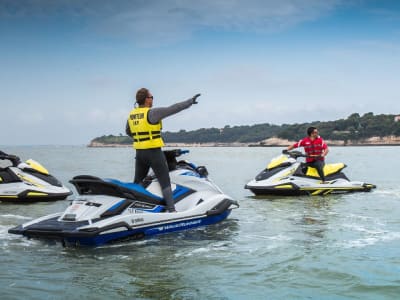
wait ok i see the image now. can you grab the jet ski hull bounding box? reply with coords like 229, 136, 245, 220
246, 182, 376, 196
0, 191, 71, 203
0, 174, 72, 203
9, 207, 233, 246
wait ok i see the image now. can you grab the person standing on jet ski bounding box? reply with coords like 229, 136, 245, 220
286, 126, 329, 183
126, 88, 200, 212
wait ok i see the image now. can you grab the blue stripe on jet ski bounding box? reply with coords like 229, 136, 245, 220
137, 205, 165, 213
187, 162, 197, 169
104, 179, 162, 200
63, 210, 232, 246
180, 171, 200, 178
106, 179, 191, 201
107, 200, 126, 212
172, 185, 191, 199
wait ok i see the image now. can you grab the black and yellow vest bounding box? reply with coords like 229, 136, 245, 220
127, 107, 164, 149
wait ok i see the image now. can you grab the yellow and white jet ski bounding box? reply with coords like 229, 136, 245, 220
0, 151, 72, 203
245, 150, 376, 196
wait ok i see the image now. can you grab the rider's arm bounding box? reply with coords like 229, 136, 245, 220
287, 139, 303, 151
322, 146, 329, 157
148, 98, 195, 124
287, 144, 295, 150
125, 121, 132, 136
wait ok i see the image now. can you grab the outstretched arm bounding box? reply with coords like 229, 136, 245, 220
287, 144, 295, 151
148, 94, 200, 124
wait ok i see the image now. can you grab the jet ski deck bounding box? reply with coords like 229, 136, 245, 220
70, 175, 195, 206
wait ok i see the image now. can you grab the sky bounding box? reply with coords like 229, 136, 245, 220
1, 0, 400, 145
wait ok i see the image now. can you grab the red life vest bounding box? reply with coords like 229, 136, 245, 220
292, 136, 327, 163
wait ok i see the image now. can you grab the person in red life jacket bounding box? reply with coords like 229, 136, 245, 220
125, 88, 200, 212
286, 126, 329, 183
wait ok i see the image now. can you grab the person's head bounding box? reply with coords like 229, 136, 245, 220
136, 88, 153, 107
307, 126, 318, 137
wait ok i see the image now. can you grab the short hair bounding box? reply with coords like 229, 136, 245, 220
136, 88, 149, 105
307, 126, 317, 136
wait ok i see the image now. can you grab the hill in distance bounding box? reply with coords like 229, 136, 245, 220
89, 112, 400, 147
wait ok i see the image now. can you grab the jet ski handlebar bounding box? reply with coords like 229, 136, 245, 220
282, 149, 307, 159
0, 152, 21, 166
163, 149, 189, 158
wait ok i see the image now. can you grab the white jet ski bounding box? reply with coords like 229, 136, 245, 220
245, 150, 376, 196
0, 151, 71, 203
9, 149, 238, 246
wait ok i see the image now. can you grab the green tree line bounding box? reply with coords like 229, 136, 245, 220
90, 113, 400, 145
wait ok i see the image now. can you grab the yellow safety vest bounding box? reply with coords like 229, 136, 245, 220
127, 107, 164, 149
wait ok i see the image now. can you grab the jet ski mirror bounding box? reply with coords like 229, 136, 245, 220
196, 166, 208, 178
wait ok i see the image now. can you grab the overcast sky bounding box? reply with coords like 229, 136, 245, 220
1, 0, 400, 145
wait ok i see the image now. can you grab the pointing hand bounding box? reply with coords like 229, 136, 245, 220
192, 93, 201, 104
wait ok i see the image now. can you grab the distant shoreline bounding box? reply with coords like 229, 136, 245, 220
88, 135, 400, 147
88, 140, 400, 148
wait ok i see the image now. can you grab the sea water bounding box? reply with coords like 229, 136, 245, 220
0, 146, 399, 299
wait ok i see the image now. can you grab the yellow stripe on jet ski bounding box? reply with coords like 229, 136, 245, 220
311, 189, 323, 195
17, 174, 45, 188
364, 184, 375, 188
27, 192, 48, 196
0, 195, 18, 198
274, 185, 294, 189
0, 177, 2, 182
302, 187, 365, 191
323, 189, 333, 195
303, 186, 367, 195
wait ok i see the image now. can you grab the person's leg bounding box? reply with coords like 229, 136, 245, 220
134, 150, 150, 184
149, 149, 175, 212
314, 160, 326, 182
308, 160, 326, 182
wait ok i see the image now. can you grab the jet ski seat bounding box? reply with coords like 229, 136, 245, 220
296, 163, 347, 178
70, 175, 164, 204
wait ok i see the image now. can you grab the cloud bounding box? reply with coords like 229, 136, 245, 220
86, 108, 127, 125
1, 0, 342, 45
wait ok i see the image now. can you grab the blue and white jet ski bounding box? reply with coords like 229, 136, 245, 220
0, 151, 71, 203
9, 149, 238, 246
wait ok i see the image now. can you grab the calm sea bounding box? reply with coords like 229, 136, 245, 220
1, 146, 399, 299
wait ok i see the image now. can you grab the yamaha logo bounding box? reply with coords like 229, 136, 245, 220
131, 217, 144, 224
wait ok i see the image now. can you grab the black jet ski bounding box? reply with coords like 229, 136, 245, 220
9, 149, 239, 246
0, 151, 72, 203
245, 150, 376, 196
